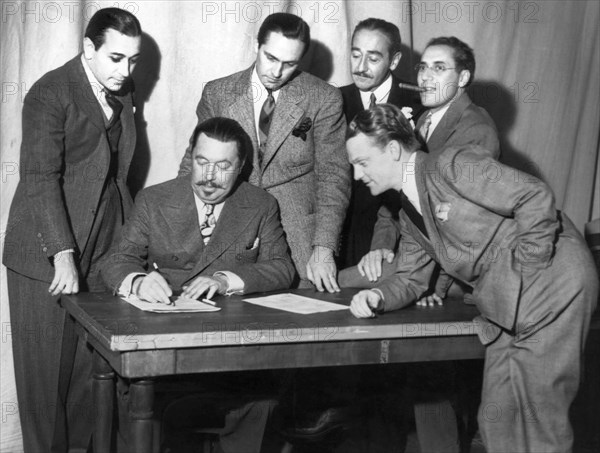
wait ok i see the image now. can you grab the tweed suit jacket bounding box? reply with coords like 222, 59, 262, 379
3, 55, 136, 282
371, 92, 500, 251
178, 66, 351, 279
374, 145, 582, 334
102, 178, 295, 294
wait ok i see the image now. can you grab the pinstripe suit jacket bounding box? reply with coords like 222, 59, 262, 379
3, 55, 136, 282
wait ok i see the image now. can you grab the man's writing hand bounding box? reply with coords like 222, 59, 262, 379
49, 252, 79, 296
137, 271, 172, 304
357, 248, 394, 282
306, 246, 340, 293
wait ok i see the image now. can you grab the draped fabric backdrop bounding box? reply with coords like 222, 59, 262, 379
1, 1, 598, 449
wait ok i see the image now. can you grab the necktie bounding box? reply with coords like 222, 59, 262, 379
369, 92, 377, 109
104, 91, 123, 124
419, 112, 432, 143
258, 89, 275, 148
200, 204, 216, 245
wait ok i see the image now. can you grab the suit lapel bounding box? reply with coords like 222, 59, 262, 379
160, 178, 204, 257
345, 85, 364, 123
69, 56, 106, 133
426, 92, 471, 153
187, 183, 258, 279
262, 74, 305, 168
413, 152, 450, 266
225, 69, 260, 175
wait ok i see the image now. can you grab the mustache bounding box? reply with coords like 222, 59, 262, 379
353, 71, 372, 78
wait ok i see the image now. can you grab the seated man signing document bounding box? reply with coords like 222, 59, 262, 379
102, 117, 295, 303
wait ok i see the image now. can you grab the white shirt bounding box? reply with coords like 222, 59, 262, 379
359, 74, 393, 110
80, 54, 115, 121
402, 152, 422, 215
251, 67, 281, 140
426, 103, 452, 141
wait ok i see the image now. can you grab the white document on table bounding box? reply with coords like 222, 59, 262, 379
120, 294, 221, 313
243, 293, 349, 314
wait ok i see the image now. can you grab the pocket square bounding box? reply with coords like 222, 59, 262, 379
292, 117, 312, 141
247, 237, 260, 250
434, 202, 452, 222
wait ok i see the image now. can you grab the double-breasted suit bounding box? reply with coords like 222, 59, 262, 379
2, 55, 137, 452
102, 178, 295, 293
376, 145, 598, 452
178, 66, 351, 281
339, 75, 422, 266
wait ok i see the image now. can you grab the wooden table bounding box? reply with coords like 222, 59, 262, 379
62, 289, 484, 452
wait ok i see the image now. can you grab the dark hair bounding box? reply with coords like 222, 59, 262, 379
347, 104, 419, 152
191, 117, 249, 164
85, 8, 142, 50
257, 13, 310, 56
352, 18, 402, 56
426, 36, 475, 86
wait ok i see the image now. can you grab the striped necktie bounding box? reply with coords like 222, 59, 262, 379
419, 112, 432, 143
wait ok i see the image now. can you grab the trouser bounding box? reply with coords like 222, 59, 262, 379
478, 227, 598, 452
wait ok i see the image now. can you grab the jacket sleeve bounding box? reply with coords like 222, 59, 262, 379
370, 204, 402, 251
20, 83, 76, 257
101, 191, 151, 293
312, 88, 351, 251
375, 214, 436, 311
441, 146, 558, 268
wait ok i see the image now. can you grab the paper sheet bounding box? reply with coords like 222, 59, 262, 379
120, 294, 221, 313
243, 293, 349, 314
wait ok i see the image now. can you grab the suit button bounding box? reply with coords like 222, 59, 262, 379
171, 255, 179, 261
42, 247, 48, 252
37, 233, 42, 238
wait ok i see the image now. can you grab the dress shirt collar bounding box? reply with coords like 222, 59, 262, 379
193, 192, 225, 225
402, 151, 422, 215
359, 74, 393, 109
81, 54, 114, 120
427, 102, 452, 139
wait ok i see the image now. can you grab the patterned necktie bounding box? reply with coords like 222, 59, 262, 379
369, 92, 377, 109
419, 111, 432, 143
200, 204, 216, 245
104, 91, 123, 124
258, 89, 275, 147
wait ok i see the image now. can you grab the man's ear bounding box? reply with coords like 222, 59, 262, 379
458, 69, 470, 88
389, 51, 402, 71
388, 140, 402, 160
83, 37, 95, 59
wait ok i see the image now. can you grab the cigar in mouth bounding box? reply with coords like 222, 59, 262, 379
397, 82, 426, 93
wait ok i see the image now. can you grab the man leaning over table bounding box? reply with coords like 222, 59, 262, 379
346, 104, 598, 453
102, 117, 295, 453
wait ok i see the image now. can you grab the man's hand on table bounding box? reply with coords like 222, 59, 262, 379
357, 248, 394, 282
49, 251, 79, 296
135, 271, 172, 304
307, 245, 340, 293
350, 289, 382, 318
416, 293, 444, 307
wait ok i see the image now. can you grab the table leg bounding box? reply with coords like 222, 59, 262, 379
92, 352, 115, 453
129, 379, 155, 453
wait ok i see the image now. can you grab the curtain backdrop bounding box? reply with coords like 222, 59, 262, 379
1, 1, 598, 449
